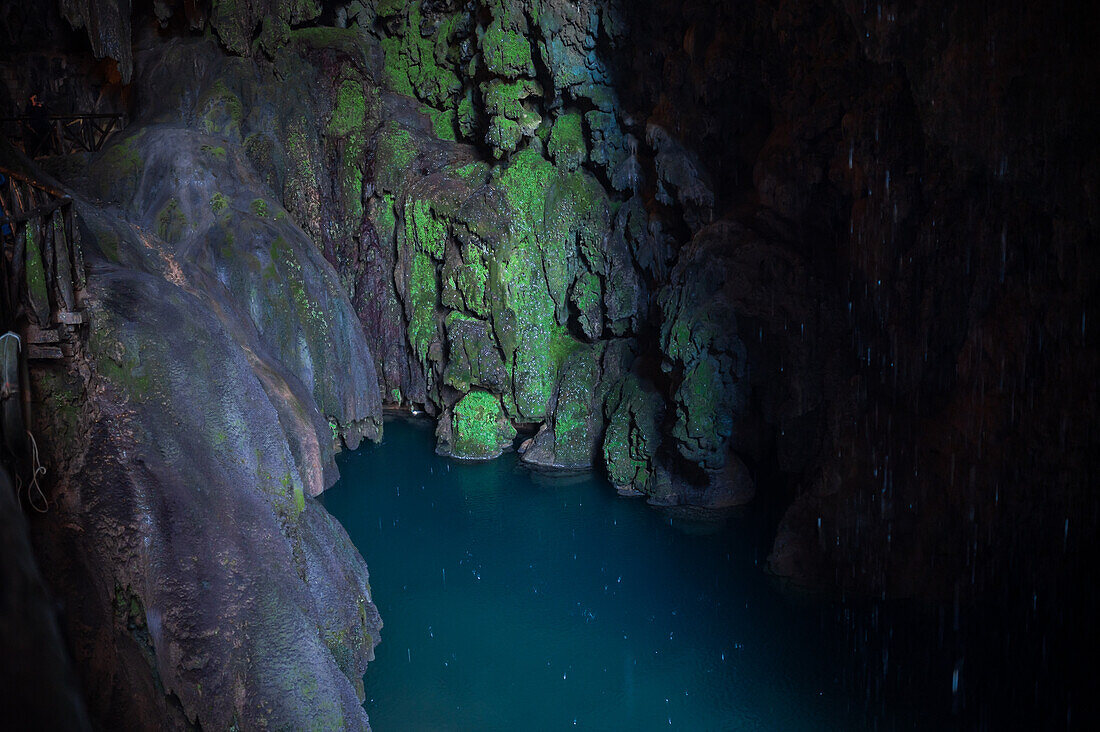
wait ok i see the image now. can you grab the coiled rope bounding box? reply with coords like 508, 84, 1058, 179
1, 331, 48, 512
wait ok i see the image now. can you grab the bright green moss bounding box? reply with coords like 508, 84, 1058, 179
381, 37, 417, 97
250, 198, 269, 218
481, 19, 535, 78
328, 78, 367, 138
481, 78, 541, 155
571, 268, 602, 339
549, 344, 602, 466
450, 161, 489, 184
486, 117, 522, 155
373, 122, 416, 193
449, 390, 516, 459
210, 192, 229, 215
200, 144, 228, 162
407, 249, 438, 363
404, 198, 447, 259
494, 243, 574, 420
481, 78, 539, 119
548, 110, 586, 172
494, 147, 555, 238
427, 107, 457, 141
379, 4, 462, 107
489, 148, 596, 418
445, 242, 490, 317
370, 193, 398, 243
456, 91, 477, 138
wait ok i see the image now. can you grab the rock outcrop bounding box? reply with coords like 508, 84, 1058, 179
4, 33, 385, 728
1, 0, 1096, 727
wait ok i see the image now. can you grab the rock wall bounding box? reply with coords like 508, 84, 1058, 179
4, 20, 386, 729
33, 0, 1099, 601
3, 0, 1097, 726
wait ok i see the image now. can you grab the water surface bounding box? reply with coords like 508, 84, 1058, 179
324, 418, 869, 730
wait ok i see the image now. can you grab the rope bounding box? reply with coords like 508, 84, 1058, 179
17, 430, 48, 513
2, 332, 47, 512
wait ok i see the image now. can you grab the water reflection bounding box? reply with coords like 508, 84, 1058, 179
324, 418, 899, 730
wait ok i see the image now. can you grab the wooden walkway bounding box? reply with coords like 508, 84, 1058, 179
0, 113, 125, 157
0, 166, 87, 360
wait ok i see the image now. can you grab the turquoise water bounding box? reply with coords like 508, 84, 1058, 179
323, 418, 862, 730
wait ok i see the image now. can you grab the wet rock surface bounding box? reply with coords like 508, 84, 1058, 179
1, 0, 1097, 727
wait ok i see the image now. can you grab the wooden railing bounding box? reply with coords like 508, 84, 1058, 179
0, 166, 87, 359
0, 113, 126, 157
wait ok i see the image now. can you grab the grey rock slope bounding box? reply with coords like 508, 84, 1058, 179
22, 61, 384, 729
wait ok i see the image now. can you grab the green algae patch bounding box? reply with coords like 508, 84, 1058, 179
494, 147, 554, 238
379, 3, 462, 107
442, 311, 507, 393
447, 390, 516, 460
407, 249, 439, 364
210, 192, 230, 215
373, 122, 417, 193
486, 116, 522, 155
198, 79, 244, 137
156, 198, 188, 243
482, 19, 535, 79
327, 78, 367, 139
370, 193, 398, 244
442, 242, 491, 318
449, 161, 489, 185
602, 373, 663, 493
421, 106, 458, 141
94, 133, 145, 203
570, 268, 603, 340
404, 198, 447, 260
456, 91, 477, 139
548, 110, 586, 172
200, 144, 228, 162
22, 224, 50, 325
481, 79, 542, 156
536, 342, 603, 468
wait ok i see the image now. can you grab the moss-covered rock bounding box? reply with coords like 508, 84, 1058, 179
522, 342, 604, 470
482, 18, 536, 79
548, 110, 587, 172
439, 389, 517, 459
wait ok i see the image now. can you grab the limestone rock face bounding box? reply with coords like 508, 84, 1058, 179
436, 390, 517, 460
7, 0, 1097, 724
14, 43, 384, 726
58, 0, 133, 81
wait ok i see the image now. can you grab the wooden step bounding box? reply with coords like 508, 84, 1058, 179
24, 325, 59, 344
28, 344, 63, 360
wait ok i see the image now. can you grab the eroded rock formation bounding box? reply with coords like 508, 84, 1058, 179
1, 0, 1096, 727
